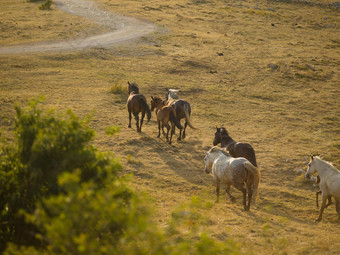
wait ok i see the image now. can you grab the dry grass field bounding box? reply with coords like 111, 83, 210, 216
0, 0, 339, 254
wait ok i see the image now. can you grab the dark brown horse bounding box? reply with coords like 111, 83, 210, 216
213, 127, 257, 167
150, 96, 182, 144
127, 82, 151, 132
165, 88, 196, 141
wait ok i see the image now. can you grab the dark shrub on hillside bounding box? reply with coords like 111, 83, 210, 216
0, 99, 239, 254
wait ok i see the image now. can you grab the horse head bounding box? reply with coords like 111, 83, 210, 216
128, 81, 139, 95
204, 147, 227, 174
204, 151, 212, 174
150, 96, 164, 111
305, 155, 317, 179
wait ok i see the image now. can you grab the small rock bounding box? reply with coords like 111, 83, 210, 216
267, 63, 279, 70
306, 64, 315, 71
296, 169, 305, 174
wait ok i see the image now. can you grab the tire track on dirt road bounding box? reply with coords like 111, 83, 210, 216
0, 0, 157, 54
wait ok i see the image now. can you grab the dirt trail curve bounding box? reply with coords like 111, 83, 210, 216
0, 0, 157, 54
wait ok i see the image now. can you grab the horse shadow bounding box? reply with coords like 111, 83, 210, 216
139, 132, 212, 187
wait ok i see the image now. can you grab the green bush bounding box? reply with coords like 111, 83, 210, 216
39, 0, 52, 10
0, 99, 239, 254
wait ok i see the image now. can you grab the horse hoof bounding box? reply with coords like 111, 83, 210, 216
315, 218, 322, 222
128, 125, 131, 128
177, 137, 182, 141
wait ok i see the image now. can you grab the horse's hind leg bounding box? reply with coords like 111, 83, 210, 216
215, 180, 220, 203
164, 123, 171, 143
133, 113, 140, 132
128, 111, 132, 128
246, 183, 253, 211
335, 198, 340, 218
240, 187, 248, 211
157, 121, 161, 138
139, 112, 145, 132
316, 195, 328, 222
182, 121, 188, 140
169, 123, 175, 144
177, 121, 183, 141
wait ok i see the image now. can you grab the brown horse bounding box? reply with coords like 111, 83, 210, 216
127, 82, 151, 132
151, 96, 183, 144
213, 127, 257, 167
165, 88, 196, 141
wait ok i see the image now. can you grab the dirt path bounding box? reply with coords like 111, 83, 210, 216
0, 0, 156, 54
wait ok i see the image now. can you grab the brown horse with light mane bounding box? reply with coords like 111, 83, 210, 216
164, 88, 196, 141
127, 82, 151, 132
151, 96, 182, 144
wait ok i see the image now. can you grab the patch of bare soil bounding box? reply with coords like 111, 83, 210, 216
0, 0, 156, 54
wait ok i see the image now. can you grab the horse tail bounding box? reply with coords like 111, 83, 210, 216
139, 98, 151, 123
243, 162, 261, 204
183, 103, 197, 129
248, 147, 257, 167
170, 110, 183, 130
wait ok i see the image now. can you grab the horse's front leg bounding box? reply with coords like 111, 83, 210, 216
316, 190, 321, 208
326, 196, 333, 208
133, 113, 140, 132
316, 195, 328, 221
226, 184, 236, 203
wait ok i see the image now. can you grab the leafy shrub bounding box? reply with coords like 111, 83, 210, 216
110, 83, 126, 94
39, 0, 52, 10
1, 99, 239, 254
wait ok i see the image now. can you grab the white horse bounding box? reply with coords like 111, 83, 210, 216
305, 156, 340, 221
165, 88, 180, 100
204, 146, 260, 211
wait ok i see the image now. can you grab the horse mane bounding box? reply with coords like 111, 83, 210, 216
128, 82, 139, 94
165, 88, 180, 100
314, 156, 339, 173
208, 146, 231, 157
219, 127, 229, 136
